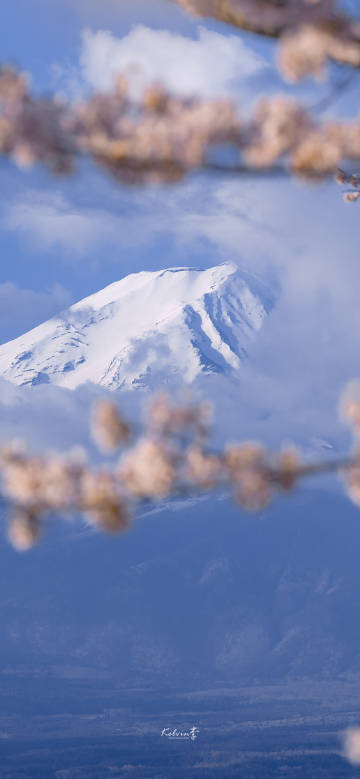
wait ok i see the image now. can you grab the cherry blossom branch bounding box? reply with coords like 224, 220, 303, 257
2, 386, 360, 551
309, 69, 358, 113
172, 0, 360, 78
172, 0, 350, 39
2, 66, 360, 198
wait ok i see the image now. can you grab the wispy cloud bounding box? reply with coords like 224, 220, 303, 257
3, 190, 123, 256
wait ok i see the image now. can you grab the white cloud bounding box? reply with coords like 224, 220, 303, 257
57, 24, 267, 100
0, 379, 95, 453
0, 378, 145, 457
2, 187, 188, 258
3, 191, 123, 256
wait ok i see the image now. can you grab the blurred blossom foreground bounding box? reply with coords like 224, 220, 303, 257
2, 382, 360, 552
343, 727, 360, 765
1, 64, 360, 195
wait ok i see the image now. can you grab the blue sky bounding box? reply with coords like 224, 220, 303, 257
1, 0, 360, 457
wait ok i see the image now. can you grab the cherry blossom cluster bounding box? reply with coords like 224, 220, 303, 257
2, 65, 360, 186
2, 387, 360, 551
343, 727, 360, 766
174, 0, 360, 80
0, 67, 239, 184
0, 66, 73, 173
335, 167, 360, 202
339, 382, 360, 501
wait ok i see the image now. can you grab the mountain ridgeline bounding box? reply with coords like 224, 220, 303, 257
0, 264, 273, 390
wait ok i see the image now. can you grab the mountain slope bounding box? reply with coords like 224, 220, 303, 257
0, 263, 272, 390
1, 489, 360, 685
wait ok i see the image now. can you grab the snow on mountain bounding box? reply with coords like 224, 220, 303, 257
0, 263, 273, 390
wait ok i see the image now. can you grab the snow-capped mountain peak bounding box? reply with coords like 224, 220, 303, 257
0, 263, 272, 390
